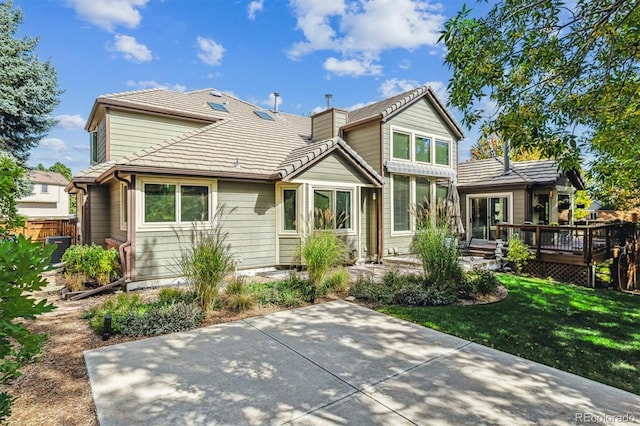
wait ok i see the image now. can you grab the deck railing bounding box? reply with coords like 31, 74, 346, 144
495, 222, 636, 264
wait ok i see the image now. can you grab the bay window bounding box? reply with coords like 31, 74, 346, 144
313, 188, 353, 230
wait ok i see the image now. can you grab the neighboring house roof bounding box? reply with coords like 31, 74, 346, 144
28, 170, 69, 186
457, 158, 569, 188
76, 88, 382, 187
346, 85, 466, 140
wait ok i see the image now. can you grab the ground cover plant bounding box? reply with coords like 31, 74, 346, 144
380, 274, 640, 395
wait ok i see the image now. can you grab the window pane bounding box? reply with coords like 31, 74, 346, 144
145, 184, 176, 222
436, 179, 449, 205
336, 191, 351, 229
393, 175, 410, 232
415, 136, 431, 163
121, 185, 128, 225
181, 185, 209, 222
392, 132, 410, 160
314, 190, 333, 229
415, 177, 431, 209
436, 140, 450, 165
283, 189, 297, 231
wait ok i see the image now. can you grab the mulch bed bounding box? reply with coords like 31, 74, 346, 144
4, 271, 506, 425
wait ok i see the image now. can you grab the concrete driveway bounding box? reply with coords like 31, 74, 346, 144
85, 300, 640, 425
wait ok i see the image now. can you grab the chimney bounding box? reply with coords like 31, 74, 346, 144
503, 139, 511, 175
273, 92, 280, 112
325, 93, 333, 109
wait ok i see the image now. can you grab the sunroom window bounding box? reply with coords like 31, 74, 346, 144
282, 189, 297, 231
313, 189, 352, 230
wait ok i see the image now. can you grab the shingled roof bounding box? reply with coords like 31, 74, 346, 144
28, 170, 69, 186
346, 85, 465, 139
77, 88, 382, 186
457, 158, 564, 188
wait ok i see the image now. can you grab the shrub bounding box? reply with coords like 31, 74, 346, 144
246, 274, 311, 307
411, 221, 463, 291
86, 293, 144, 334
224, 277, 256, 312
299, 230, 346, 303
467, 270, 500, 295
505, 234, 535, 273
321, 268, 350, 294
62, 244, 121, 286
0, 235, 56, 421
119, 302, 204, 337
178, 222, 233, 312
157, 287, 198, 306
349, 273, 397, 305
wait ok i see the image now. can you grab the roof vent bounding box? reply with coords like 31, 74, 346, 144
273, 92, 280, 112
210, 90, 222, 97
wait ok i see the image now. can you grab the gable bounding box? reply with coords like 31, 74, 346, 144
386, 97, 455, 138
293, 152, 374, 185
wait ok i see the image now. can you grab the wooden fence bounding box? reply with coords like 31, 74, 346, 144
13, 219, 77, 243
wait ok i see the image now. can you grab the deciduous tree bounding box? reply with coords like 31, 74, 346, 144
441, 0, 640, 207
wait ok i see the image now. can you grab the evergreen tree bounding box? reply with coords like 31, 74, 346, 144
0, 1, 62, 165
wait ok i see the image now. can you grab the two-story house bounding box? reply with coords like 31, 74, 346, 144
68, 86, 463, 287
17, 170, 70, 219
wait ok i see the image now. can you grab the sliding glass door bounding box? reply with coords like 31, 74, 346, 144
469, 196, 509, 240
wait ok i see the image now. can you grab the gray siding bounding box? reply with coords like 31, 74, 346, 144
343, 123, 381, 173
295, 152, 371, 185
109, 182, 127, 242
278, 237, 300, 265
218, 181, 276, 269
108, 110, 204, 160
89, 185, 110, 247
97, 120, 107, 163
311, 112, 333, 141
133, 180, 276, 282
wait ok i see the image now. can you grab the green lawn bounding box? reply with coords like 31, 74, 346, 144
379, 274, 640, 395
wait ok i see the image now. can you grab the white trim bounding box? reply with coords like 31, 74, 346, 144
390, 125, 453, 167
309, 185, 357, 235
136, 176, 217, 231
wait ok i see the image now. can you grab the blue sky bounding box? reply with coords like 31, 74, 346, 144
13, 0, 489, 175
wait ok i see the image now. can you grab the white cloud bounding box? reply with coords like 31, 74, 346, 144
248, 0, 264, 20
66, 0, 148, 31
55, 114, 86, 130
251, 92, 284, 111
398, 59, 411, 70
112, 34, 153, 62
197, 37, 225, 66
379, 78, 419, 98
126, 80, 187, 92
324, 57, 382, 77
424, 80, 448, 103
40, 138, 68, 152
287, 0, 446, 75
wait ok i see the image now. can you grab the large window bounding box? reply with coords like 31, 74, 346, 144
392, 175, 452, 233
143, 182, 211, 224
313, 189, 352, 230
391, 127, 451, 166
393, 176, 411, 232
90, 132, 98, 164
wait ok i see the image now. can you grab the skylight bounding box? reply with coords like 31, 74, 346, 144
208, 101, 229, 112
254, 110, 274, 121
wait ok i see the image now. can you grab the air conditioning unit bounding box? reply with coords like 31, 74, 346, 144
45, 236, 72, 265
